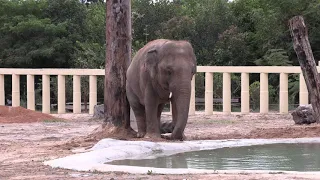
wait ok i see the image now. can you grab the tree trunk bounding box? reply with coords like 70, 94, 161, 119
289, 16, 320, 123
104, 0, 132, 128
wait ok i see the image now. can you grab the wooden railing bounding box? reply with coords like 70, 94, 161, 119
0, 66, 312, 115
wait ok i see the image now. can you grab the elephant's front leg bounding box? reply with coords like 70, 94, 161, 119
132, 107, 146, 138
167, 99, 186, 140
171, 99, 178, 127
144, 89, 161, 138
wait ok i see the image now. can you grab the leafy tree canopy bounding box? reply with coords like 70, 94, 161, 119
1, 0, 320, 105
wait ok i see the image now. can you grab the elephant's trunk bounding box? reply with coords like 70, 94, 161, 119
170, 81, 191, 140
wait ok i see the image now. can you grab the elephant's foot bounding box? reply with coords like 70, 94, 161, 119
144, 132, 161, 139
161, 133, 186, 141
161, 133, 171, 140
136, 131, 146, 138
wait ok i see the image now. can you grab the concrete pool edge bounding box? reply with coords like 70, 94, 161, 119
91, 164, 320, 175
44, 137, 320, 175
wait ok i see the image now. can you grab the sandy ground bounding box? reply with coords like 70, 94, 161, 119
1, 112, 320, 180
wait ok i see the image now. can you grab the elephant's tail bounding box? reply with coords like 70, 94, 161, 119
160, 121, 175, 134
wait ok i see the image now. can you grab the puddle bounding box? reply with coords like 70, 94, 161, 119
107, 143, 320, 171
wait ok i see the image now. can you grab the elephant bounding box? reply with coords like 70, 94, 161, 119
126, 39, 197, 140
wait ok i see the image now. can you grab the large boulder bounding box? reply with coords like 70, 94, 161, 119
291, 104, 316, 125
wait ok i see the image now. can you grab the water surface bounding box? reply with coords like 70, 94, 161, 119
108, 143, 320, 171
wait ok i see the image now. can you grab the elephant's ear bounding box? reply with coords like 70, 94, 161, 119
145, 47, 158, 79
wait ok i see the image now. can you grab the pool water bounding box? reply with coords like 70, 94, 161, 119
107, 143, 320, 171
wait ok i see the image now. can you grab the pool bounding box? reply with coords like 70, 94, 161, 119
108, 143, 320, 171
44, 138, 320, 174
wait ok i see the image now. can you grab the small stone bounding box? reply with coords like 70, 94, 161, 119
291, 104, 316, 125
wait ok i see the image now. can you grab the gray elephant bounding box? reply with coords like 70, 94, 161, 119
126, 39, 197, 140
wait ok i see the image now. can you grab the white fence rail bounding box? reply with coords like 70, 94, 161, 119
0, 66, 312, 115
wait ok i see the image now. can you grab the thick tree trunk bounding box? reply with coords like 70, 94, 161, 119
104, 0, 132, 128
289, 16, 320, 123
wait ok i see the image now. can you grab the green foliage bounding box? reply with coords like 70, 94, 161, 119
213, 25, 252, 66
0, 0, 84, 68
132, 0, 178, 43
288, 74, 300, 104
2, 0, 320, 105
255, 49, 292, 66
83, 2, 106, 44
195, 73, 205, 98
156, 16, 196, 41
0, 0, 106, 104
73, 41, 105, 69
187, 0, 235, 65
3, 0, 319, 69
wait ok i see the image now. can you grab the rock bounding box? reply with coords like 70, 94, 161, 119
291, 104, 316, 125
93, 104, 104, 119
160, 121, 174, 134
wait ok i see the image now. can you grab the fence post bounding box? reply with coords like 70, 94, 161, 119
299, 73, 309, 105
12, 74, 20, 107
260, 73, 269, 113
89, 75, 97, 115
189, 75, 195, 115
241, 73, 250, 114
205, 72, 213, 115
27, 75, 35, 110
223, 73, 231, 114
58, 75, 66, 114
0, 74, 4, 105
42, 75, 50, 113
73, 75, 81, 114
279, 73, 288, 113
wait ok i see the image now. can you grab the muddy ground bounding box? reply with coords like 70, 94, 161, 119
1, 112, 320, 180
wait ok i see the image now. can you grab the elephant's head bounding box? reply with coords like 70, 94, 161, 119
145, 40, 197, 140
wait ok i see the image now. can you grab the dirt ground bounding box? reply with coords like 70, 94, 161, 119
1, 106, 320, 180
